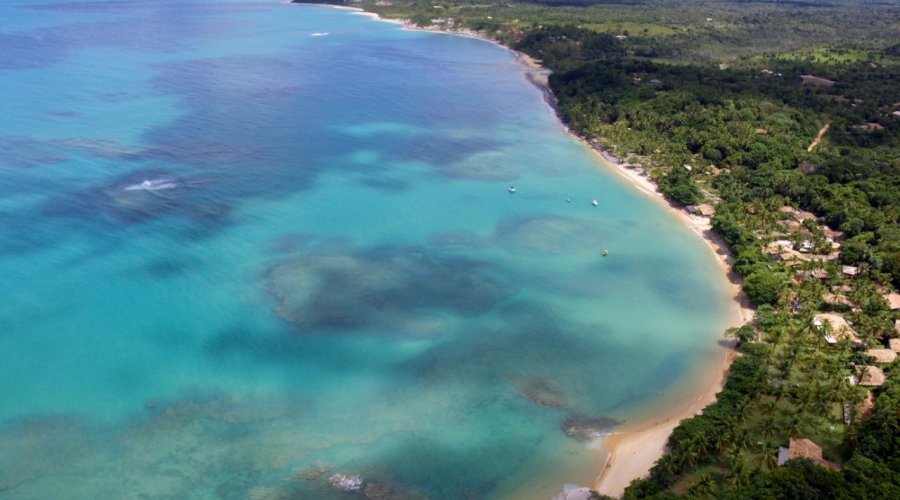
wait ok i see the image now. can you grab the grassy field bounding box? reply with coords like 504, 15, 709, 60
361, 0, 900, 62
753, 46, 900, 65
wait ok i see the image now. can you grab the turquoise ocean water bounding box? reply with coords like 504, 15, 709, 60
0, 1, 734, 498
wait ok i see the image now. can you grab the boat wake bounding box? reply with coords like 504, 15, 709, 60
123, 178, 178, 192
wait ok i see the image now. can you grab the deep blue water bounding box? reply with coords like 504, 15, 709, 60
0, 1, 734, 498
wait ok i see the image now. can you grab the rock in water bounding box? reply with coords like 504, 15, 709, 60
561, 415, 619, 442
554, 485, 595, 500
329, 473, 364, 492
363, 481, 393, 499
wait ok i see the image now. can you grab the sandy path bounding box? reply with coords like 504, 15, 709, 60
807, 123, 829, 152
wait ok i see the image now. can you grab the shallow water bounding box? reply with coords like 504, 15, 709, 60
0, 1, 734, 498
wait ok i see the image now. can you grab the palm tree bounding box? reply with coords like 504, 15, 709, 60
753, 442, 779, 470
844, 423, 861, 448
773, 383, 788, 404
681, 446, 701, 469
731, 429, 753, 456
765, 323, 786, 347
760, 416, 778, 440
736, 400, 753, 421
812, 393, 832, 423
652, 453, 680, 481
715, 426, 735, 455
788, 414, 804, 437
688, 472, 716, 498
728, 457, 750, 488
692, 432, 713, 463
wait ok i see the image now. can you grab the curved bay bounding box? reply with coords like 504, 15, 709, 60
0, 1, 733, 498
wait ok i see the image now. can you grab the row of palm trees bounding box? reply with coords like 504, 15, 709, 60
652, 290, 873, 496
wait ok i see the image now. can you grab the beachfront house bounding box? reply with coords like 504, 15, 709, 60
686, 204, 715, 217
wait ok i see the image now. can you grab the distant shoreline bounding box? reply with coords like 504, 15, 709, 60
293, 3, 753, 497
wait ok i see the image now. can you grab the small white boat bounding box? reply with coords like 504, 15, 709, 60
591, 199, 598, 206
508, 186, 516, 194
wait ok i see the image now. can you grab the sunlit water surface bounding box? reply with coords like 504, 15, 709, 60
0, 1, 734, 498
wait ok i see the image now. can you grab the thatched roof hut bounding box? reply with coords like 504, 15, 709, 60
867, 349, 897, 364
841, 265, 859, 277
686, 204, 716, 217
859, 365, 886, 387
814, 313, 861, 344
822, 293, 851, 307
766, 240, 794, 254
858, 392, 875, 420
822, 227, 844, 240
884, 293, 900, 311
780, 206, 818, 222
801, 269, 830, 281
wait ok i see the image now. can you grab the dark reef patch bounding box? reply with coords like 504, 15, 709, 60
428, 231, 488, 250
395, 300, 618, 415
141, 256, 198, 278
519, 379, 568, 408
382, 134, 508, 181
357, 176, 410, 193
492, 214, 610, 256
265, 243, 516, 335
0, 136, 69, 168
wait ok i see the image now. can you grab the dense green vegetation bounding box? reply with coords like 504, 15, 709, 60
531, 15, 900, 491
542, 54, 900, 287
300, 0, 900, 496
356, 0, 900, 61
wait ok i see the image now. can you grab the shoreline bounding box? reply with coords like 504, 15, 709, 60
587, 175, 753, 496
558, 104, 753, 498
296, 3, 754, 497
